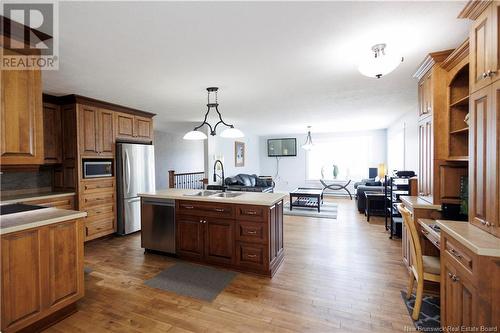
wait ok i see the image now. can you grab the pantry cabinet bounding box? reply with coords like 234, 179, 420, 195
115, 112, 153, 141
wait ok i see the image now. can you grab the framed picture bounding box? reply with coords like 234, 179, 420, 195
235, 141, 245, 167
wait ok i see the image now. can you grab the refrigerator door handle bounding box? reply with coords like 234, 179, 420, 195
124, 150, 131, 194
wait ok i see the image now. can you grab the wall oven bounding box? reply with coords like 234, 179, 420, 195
83, 160, 113, 178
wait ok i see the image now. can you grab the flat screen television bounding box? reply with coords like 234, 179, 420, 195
267, 138, 297, 157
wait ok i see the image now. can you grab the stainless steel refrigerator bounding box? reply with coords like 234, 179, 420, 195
116, 143, 155, 235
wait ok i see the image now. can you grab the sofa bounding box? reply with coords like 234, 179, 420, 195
354, 178, 385, 213
223, 174, 274, 193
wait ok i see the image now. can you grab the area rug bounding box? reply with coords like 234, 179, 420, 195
144, 262, 237, 302
283, 202, 338, 219
401, 291, 440, 330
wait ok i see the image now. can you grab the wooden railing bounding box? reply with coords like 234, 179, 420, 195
168, 170, 207, 189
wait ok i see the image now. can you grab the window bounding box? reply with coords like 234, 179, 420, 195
306, 135, 373, 181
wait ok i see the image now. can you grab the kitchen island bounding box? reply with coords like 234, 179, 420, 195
139, 189, 286, 277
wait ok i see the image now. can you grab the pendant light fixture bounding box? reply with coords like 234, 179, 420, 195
358, 43, 403, 79
183, 87, 244, 140
302, 126, 314, 150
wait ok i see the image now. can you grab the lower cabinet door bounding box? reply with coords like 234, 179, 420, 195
176, 216, 204, 260
1, 229, 43, 330
47, 221, 84, 308
204, 218, 234, 265
442, 261, 479, 331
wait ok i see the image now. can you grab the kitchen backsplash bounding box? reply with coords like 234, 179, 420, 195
1, 169, 52, 191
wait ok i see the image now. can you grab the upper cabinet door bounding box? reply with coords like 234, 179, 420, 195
115, 112, 135, 139
43, 103, 62, 164
79, 105, 99, 157
1, 68, 44, 165
470, 2, 500, 93
469, 82, 499, 237
97, 109, 114, 157
134, 116, 153, 140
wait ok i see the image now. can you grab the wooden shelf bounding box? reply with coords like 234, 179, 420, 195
450, 127, 469, 134
447, 156, 469, 162
450, 95, 469, 107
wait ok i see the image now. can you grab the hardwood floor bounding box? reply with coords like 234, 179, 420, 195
45, 198, 414, 333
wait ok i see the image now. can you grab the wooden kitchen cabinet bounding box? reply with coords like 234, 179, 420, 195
1, 219, 84, 333
78, 105, 114, 157
418, 72, 433, 118
115, 112, 153, 141
43, 102, 62, 164
22, 194, 75, 210
469, 80, 499, 237
0, 64, 44, 165
80, 178, 116, 241
174, 200, 284, 276
418, 117, 433, 198
469, 1, 500, 93
176, 215, 204, 260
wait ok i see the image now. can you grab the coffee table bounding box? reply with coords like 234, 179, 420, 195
289, 188, 324, 213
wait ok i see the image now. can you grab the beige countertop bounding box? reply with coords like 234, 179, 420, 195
1, 191, 76, 204
139, 189, 287, 206
401, 196, 441, 210
437, 220, 500, 257
0, 207, 87, 235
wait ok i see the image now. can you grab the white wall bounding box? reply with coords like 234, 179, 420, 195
386, 110, 418, 174
259, 129, 387, 193
154, 129, 205, 190
206, 130, 261, 184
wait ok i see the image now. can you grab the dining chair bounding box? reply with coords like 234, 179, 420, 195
397, 204, 441, 320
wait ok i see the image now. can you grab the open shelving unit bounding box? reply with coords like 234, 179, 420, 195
448, 64, 469, 159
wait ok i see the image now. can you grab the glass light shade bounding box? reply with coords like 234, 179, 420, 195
183, 130, 208, 140
220, 127, 244, 138
358, 52, 402, 78
302, 143, 313, 151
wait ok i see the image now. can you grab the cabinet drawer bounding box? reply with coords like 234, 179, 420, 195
85, 204, 114, 220
81, 192, 114, 208
235, 205, 267, 221
85, 216, 115, 239
236, 242, 268, 270
236, 221, 267, 243
443, 234, 475, 278
420, 227, 440, 248
81, 179, 115, 193
177, 200, 233, 218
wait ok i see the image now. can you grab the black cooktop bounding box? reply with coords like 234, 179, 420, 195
0, 203, 47, 216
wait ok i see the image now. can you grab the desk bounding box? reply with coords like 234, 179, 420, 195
418, 218, 441, 250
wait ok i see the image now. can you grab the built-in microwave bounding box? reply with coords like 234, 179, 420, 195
83, 160, 113, 178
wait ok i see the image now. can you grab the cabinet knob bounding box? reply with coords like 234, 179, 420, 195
199, 219, 203, 223
487, 69, 496, 77
482, 72, 488, 79
450, 248, 462, 259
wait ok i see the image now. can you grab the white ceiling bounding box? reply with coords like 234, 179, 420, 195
43, 1, 469, 135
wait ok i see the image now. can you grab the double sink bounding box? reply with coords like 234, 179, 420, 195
183, 190, 244, 198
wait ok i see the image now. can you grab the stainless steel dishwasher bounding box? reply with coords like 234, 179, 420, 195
141, 198, 175, 254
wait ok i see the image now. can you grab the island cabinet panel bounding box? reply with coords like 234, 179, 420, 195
175, 199, 284, 276
176, 215, 204, 260
204, 217, 234, 265
1, 219, 84, 333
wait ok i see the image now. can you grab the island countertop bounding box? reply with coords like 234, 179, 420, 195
138, 188, 287, 206
0, 207, 87, 235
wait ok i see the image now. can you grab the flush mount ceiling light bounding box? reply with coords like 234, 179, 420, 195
358, 43, 404, 79
183, 87, 244, 140
302, 126, 314, 151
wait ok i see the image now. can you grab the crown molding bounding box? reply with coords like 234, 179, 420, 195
413, 49, 454, 80
458, 0, 492, 20
441, 39, 470, 71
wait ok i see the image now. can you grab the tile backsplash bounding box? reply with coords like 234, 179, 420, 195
1, 169, 52, 191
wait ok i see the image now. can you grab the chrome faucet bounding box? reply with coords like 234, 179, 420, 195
213, 159, 226, 192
